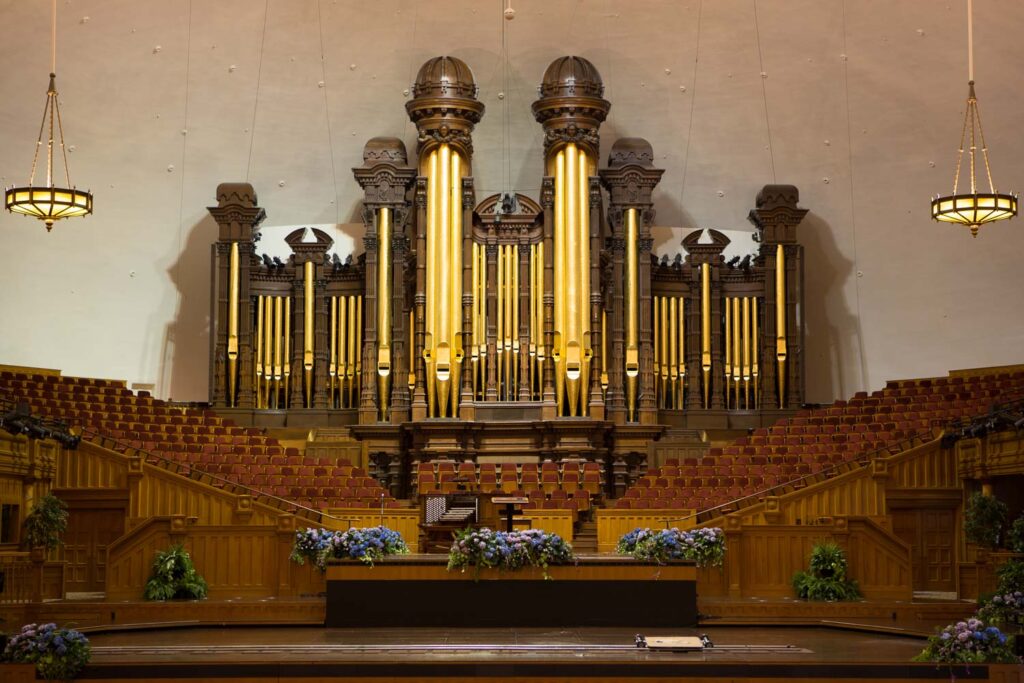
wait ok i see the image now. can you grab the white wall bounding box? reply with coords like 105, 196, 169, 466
1, 0, 1022, 403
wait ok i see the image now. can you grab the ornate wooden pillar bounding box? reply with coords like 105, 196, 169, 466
460, 177, 476, 417
207, 183, 266, 409
412, 178, 428, 420
681, 229, 729, 412
748, 185, 808, 410
353, 137, 416, 423
587, 177, 605, 419
599, 138, 664, 423
284, 229, 334, 409
540, 177, 556, 416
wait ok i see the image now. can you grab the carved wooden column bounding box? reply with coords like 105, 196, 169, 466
599, 138, 664, 423
748, 185, 808, 410
587, 177, 605, 419
412, 178, 428, 420
460, 177, 476, 416
207, 183, 266, 409
285, 229, 334, 410
681, 229, 729, 412
540, 177, 556, 416
353, 137, 416, 423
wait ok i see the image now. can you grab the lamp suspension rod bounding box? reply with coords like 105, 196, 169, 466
966, 0, 974, 82
51, 0, 57, 74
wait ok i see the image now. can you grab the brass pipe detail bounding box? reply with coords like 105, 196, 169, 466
724, 295, 732, 409
732, 296, 741, 408
408, 308, 416, 391
653, 295, 660, 407
227, 243, 239, 407
255, 295, 264, 409
512, 243, 519, 400
471, 240, 480, 401
342, 296, 350, 409
776, 244, 787, 408
564, 143, 581, 415
425, 148, 437, 417
264, 291, 273, 407
348, 294, 358, 409
742, 296, 751, 408
579, 147, 591, 416
329, 296, 337, 405
659, 295, 668, 409
669, 296, 678, 411
303, 260, 314, 407
496, 244, 504, 398
436, 144, 452, 415
449, 149, 462, 415
273, 296, 283, 408
701, 262, 711, 409
625, 208, 639, 421
751, 296, 758, 409
600, 308, 608, 397
283, 297, 291, 403
553, 149, 566, 415
377, 207, 392, 420
678, 296, 686, 409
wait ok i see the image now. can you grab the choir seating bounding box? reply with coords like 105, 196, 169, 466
618, 370, 1024, 512
0, 370, 398, 511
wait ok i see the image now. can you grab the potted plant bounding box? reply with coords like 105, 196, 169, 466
21, 494, 68, 558
792, 541, 861, 601
964, 492, 1008, 550
143, 545, 208, 601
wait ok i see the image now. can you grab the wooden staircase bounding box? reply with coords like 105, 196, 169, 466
573, 521, 598, 552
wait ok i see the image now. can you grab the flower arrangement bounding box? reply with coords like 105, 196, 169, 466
289, 526, 409, 571
978, 591, 1024, 630
615, 527, 726, 567
2, 622, 91, 680
914, 618, 1017, 665
446, 527, 575, 578
791, 541, 861, 601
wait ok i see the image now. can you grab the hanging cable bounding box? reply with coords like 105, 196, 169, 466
679, 0, 703, 205
245, 0, 270, 182
753, 0, 776, 183
316, 0, 340, 222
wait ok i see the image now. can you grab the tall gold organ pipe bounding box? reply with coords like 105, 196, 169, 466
338, 296, 347, 407
377, 207, 392, 420
471, 241, 479, 400
478, 243, 486, 398
425, 149, 437, 416
701, 263, 711, 408
255, 295, 264, 408
436, 144, 452, 414
625, 208, 639, 421
751, 297, 758, 408
659, 295, 669, 407
732, 297, 741, 408
678, 296, 686, 408
600, 308, 608, 396
653, 296, 660, 406
775, 244, 787, 408
264, 292, 273, 406
449, 150, 462, 412
553, 150, 565, 414
329, 297, 337, 404
408, 309, 415, 391
303, 260, 314, 407
496, 244, 504, 396
512, 243, 519, 399
348, 294, 358, 408
529, 244, 537, 398
283, 297, 290, 403
227, 243, 239, 407
669, 296, 678, 410
578, 148, 590, 416
724, 296, 732, 409
742, 296, 751, 408
273, 296, 283, 408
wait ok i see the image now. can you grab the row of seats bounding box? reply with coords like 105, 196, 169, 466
623, 370, 1024, 512
0, 371, 396, 510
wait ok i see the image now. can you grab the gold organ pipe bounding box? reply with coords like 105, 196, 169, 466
356, 295, 363, 404
659, 296, 669, 407
724, 296, 732, 409
564, 143, 581, 415
653, 296, 660, 407
303, 260, 314, 407
227, 243, 239, 406
330, 296, 337, 402
579, 147, 591, 416
701, 262, 711, 408
408, 308, 415, 391
348, 294, 357, 408
512, 243, 519, 398
678, 296, 686, 409
449, 150, 462, 414
283, 297, 291, 402
732, 296, 741, 407
529, 243, 536, 399
255, 295, 264, 409
425, 149, 438, 417
553, 149, 566, 415
377, 207, 392, 420
535, 240, 544, 396
273, 296, 283, 407
342, 294, 350, 403
742, 296, 751, 407
751, 297, 759, 408
776, 244, 787, 408
436, 144, 452, 415
496, 243, 504, 396
625, 208, 639, 421
264, 291, 273, 406
600, 308, 608, 395
669, 296, 678, 410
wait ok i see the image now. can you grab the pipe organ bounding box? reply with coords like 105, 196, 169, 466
207, 56, 808, 485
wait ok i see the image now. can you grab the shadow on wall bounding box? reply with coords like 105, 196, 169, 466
161, 213, 219, 402
800, 210, 864, 403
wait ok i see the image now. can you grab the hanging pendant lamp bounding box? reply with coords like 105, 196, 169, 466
4, 0, 93, 232
930, 0, 1016, 237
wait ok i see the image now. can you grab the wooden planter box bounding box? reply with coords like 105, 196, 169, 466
325, 554, 697, 627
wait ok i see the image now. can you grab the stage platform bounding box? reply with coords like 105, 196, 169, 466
42, 624, 1019, 682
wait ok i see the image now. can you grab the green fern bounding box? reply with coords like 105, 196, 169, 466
143, 545, 208, 601
792, 542, 861, 601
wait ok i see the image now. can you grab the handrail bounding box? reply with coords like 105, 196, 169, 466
81, 427, 354, 528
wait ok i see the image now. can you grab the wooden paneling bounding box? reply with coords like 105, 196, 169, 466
518, 510, 573, 542
328, 559, 697, 582
595, 509, 696, 553
323, 508, 420, 553
57, 442, 127, 489
63, 507, 125, 592
958, 432, 1024, 479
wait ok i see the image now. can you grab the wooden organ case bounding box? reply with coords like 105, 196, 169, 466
207, 56, 809, 501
